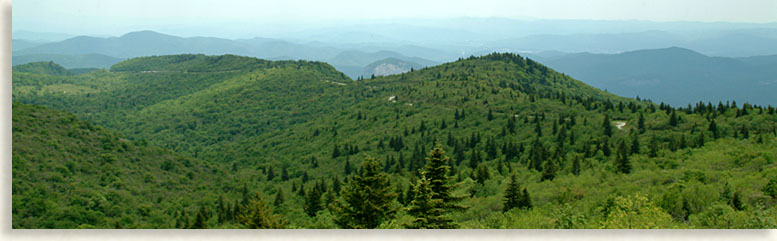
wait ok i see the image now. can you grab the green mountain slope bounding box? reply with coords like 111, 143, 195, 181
13, 53, 777, 228
13, 61, 71, 76
12, 103, 228, 228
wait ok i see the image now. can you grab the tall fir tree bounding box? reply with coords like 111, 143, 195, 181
503, 173, 531, 212
304, 185, 323, 217
424, 146, 467, 212
404, 176, 450, 229
332, 157, 397, 228
273, 188, 285, 208
237, 193, 286, 228
669, 110, 678, 127
616, 140, 632, 174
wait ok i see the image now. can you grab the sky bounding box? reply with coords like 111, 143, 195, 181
13, 0, 777, 37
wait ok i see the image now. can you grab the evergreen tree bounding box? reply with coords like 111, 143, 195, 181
266, 166, 275, 181
638, 113, 646, 133
540, 158, 556, 181
332, 143, 341, 158
631, 134, 640, 155
474, 164, 491, 185
529, 137, 548, 171
191, 206, 208, 229
507, 115, 516, 134
332, 157, 397, 228
603, 114, 613, 137
404, 176, 450, 229
669, 110, 678, 127
487, 109, 494, 121
486, 136, 498, 160
616, 140, 632, 174
503, 173, 531, 212
237, 193, 286, 228
732, 192, 744, 211
469, 148, 481, 169
304, 185, 323, 217
273, 188, 284, 208
344, 159, 353, 175
535, 120, 543, 137
762, 177, 777, 199
521, 188, 532, 209
332, 175, 342, 194
709, 120, 720, 139
424, 146, 466, 211
281, 166, 289, 181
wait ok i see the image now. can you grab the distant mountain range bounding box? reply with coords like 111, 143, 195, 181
361, 58, 426, 77
539, 47, 777, 106
487, 29, 777, 57
327, 51, 438, 78
12, 30, 439, 78
11, 29, 777, 106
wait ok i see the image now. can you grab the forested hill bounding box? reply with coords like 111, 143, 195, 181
12, 53, 777, 228
13, 61, 71, 75
12, 103, 229, 228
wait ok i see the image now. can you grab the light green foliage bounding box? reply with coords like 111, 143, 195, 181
237, 193, 286, 229
601, 193, 676, 229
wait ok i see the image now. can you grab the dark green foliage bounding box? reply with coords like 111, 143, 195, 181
474, 165, 491, 185
709, 120, 720, 139
603, 114, 613, 137
763, 177, 777, 199
11, 103, 223, 228
631, 134, 641, 155
191, 206, 208, 229
540, 158, 556, 181
669, 110, 678, 127
332, 157, 397, 228
616, 141, 632, 174
273, 189, 284, 207
732, 192, 744, 211
304, 185, 322, 217
13, 61, 71, 75
503, 174, 532, 212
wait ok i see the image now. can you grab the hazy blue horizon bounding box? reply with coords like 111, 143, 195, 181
13, 0, 777, 38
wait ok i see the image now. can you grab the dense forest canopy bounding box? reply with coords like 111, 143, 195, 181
12, 53, 777, 228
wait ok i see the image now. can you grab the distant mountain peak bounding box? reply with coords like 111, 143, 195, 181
120, 30, 177, 39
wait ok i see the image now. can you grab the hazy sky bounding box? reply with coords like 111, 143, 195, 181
13, 0, 777, 37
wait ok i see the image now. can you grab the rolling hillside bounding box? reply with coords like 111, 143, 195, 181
12, 53, 777, 228
13, 53, 124, 69
12, 103, 231, 228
